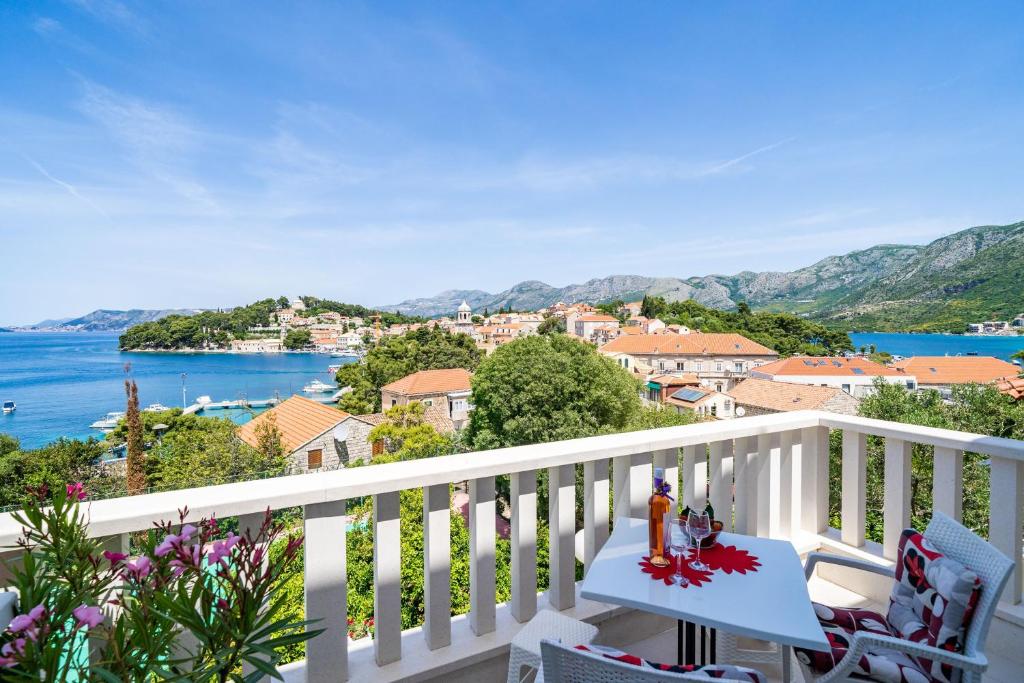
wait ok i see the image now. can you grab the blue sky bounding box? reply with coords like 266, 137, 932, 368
1, 1, 1022, 325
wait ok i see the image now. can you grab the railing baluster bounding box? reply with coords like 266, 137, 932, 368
238, 512, 270, 682
932, 447, 963, 522
841, 431, 867, 547
755, 434, 773, 537
423, 484, 451, 650
613, 452, 652, 519
469, 476, 496, 635
304, 500, 348, 682
683, 444, 707, 510
708, 441, 730, 527
510, 470, 537, 623
549, 464, 576, 610
374, 491, 402, 665
733, 436, 754, 534
883, 439, 912, 560
989, 457, 1023, 605
800, 426, 830, 535
778, 431, 796, 539
583, 460, 609, 573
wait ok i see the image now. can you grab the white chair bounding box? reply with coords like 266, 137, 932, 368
539, 639, 766, 682
507, 610, 598, 683
798, 511, 1015, 683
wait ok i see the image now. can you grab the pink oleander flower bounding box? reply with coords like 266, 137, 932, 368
66, 482, 87, 501
216, 598, 229, 611
179, 524, 198, 541
123, 556, 152, 580
8, 604, 44, 633
170, 543, 202, 578
1, 638, 25, 657
207, 532, 240, 566
0, 656, 15, 668
72, 605, 104, 630
154, 533, 181, 557
103, 550, 128, 564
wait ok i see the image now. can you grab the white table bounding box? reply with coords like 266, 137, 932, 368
580, 517, 830, 680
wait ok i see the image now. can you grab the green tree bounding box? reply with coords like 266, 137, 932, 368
537, 315, 566, 335
148, 417, 285, 490
0, 437, 111, 508
124, 378, 146, 495
283, 329, 312, 349
366, 402, 453, 462
467, 334, 642, 450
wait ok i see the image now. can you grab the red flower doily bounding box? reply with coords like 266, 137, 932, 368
639, 553, 714, 588
639, 544, 760, 587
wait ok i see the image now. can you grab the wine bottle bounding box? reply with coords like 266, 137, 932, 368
648, 467, 672, 567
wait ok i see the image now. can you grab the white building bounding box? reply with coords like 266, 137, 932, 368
749, 356, 915, 398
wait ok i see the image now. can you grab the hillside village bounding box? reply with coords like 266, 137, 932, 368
230, 296, 1024, 477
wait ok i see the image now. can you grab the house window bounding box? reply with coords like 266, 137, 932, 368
906, 381, 916, 389
372, 440, 385, 456
711, 404, 717, 416
716, 362, 723, 372
307, 448, 323, 470
391, 399, 397, 407
734, 362, 743, 373
623, 358, 629, 369
724, 400, 732, 412
658, 361, 666, 371
423, 398, 433, 406
842, 384, 851, 393
676, 362, 685, 371
716, 383, 723, 392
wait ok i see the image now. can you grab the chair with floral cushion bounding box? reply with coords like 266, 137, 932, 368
539, 639, 768, 683
794, 511, 1014, 683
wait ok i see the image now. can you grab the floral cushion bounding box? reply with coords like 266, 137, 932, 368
573, 644, 766, 682
793, 604, 931, 683
888, 529, 981, 683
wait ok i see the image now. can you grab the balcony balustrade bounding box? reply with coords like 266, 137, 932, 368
1, 410, 1021, 682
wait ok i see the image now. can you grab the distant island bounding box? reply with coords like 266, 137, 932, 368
16, 309, 206, 333
381, 220, 1024, 334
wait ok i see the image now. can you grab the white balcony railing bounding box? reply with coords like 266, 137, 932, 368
1, 410, 1022, 682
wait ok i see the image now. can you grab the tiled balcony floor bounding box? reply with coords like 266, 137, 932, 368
624, 576, 1021, 683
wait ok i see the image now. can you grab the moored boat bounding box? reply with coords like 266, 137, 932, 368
302, 379, 335, 393
2, 400, 15, 414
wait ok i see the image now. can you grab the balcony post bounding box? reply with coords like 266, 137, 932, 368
778, 431, 797, 539
883, 439, 912, 560
682, 444, 707, 510
708, 441, 731, 529
989, 457, 1023, 605
613, 452, 652, 519
423, 484, 451, 650
932, 447, 963, 522
374, 491, 402, 665
549, 464, 576, 610
583, 460, 609, 572
304, 500, 348, 682
469, 476, 497, 635
238, 512, 270, 682
841, 431, 867, 547
510, 470, 538, 622
755, 434, 773, 537
800, 426, 830, 535
733, 436, 755, 534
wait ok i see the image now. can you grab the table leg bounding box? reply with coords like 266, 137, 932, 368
782, 644, 792, 683
685, 621, 695, 666
677, 620, 684, 666
709, 628, 716, 664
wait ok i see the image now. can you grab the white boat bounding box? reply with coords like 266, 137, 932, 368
196, 395, 213, 406
332, 350, 362, 359
2, 400, 14, 414
90, 411, 125, 431
303, 379, 335, 393
143, 403, 171, 413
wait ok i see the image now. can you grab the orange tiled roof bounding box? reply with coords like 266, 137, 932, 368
996, 376, 1024, 400
728, 378, 856, 412
618, 327, 643, 335
237, 395, 348, 452
381, 368, 473, 396
599, 333, 777, 357
891, 356, 1019, 385
648, 373, 701, 386
752, 356, 901, 377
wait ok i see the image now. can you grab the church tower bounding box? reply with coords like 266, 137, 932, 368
457, 300, 472, 324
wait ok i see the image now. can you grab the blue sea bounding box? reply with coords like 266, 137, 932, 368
0, 332, 353, 449
848, 332, 1024, 362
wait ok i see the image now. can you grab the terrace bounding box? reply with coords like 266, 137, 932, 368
1, 410, 1021, 681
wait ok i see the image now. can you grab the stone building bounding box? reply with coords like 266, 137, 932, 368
236, 395, 349, 472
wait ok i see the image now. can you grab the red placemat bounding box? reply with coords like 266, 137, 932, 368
638, 543, 760, 588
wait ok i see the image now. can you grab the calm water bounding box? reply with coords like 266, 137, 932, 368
0, 332, 352, 449
849, 332, 1024, 361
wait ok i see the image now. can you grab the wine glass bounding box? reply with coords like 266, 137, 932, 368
668, 518, 689, 586
687, 509, 711, 572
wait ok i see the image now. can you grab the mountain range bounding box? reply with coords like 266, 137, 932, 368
21, 309, 203, 332
381, 220, 1024, 332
